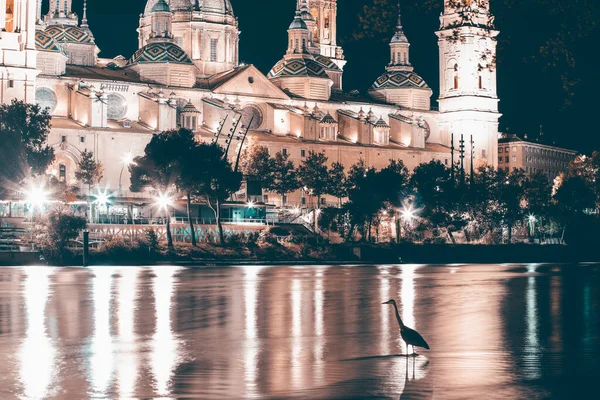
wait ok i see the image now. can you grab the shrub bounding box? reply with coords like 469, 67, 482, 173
36, 211, 86, 265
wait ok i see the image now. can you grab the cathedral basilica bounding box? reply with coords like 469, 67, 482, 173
0, 0, 500, 207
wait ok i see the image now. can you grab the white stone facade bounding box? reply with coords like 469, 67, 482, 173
0, 0, 502, 207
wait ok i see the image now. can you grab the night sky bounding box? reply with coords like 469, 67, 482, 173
60, 0, 598, 153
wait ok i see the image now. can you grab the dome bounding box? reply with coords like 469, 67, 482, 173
268, 57, 330, 79
312, 55, 341, 72
127, 42, 193, 65
45, 25, 95, 44
151, 0, 171, 13
371, 70, 430, 90
145, 0, 234, 15
35, 31, 67, 55
288, 10, 307, 30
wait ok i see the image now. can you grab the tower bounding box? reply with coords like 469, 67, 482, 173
0, 0, 38, 104
369, 1, 432, 110
436, 0, 500, 169
304, 0, 346, 70
43, 0, 78, 26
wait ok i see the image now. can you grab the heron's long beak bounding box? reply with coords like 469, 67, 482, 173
382, 301, 389, 304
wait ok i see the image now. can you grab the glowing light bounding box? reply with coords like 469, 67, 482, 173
94, 187, 113, 206
528, 214, 536, 223
246, 201, 256, 209
121, 151, 135, 166
401, 205, 417, 222
25, 184, 49, 212
292, 206, 301, 214
155, 192, 173, 210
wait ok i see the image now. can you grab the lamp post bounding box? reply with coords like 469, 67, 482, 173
118, 152, 135, 197
155, 192, 174, 248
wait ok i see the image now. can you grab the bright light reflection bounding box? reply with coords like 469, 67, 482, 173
117, 268, 139, 398
243, 266, 263, 397
314, 269, 326, 386
379, 266, 391, 356
524, 264, 541, 379
90, 267, 116, 396
291, 278, 303, 388
19, 267, 56, 400
151, 267, 180, 396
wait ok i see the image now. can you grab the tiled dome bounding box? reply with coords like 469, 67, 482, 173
35, 31, 67, 55
371, 71, 429, 90
45, 25, 95, 44
128, 42, 193, 65
268, 57, 330, 79
312, 55, 341, 72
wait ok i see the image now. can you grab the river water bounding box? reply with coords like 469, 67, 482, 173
0, 264, 598, 399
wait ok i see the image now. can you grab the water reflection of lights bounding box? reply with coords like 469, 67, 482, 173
117, 268, 139, 398
151, 267, 181, 396
90, 267, 116, 396
19, 267, 56, 400
243, 266, 263, 397
291, 278, 303, 388
524, 264, 541, 379
313, 268, 326, 386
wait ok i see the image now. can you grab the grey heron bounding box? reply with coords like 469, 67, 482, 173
383, 299, 430, 355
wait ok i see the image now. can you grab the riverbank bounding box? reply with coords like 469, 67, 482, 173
3, 241, 598, 266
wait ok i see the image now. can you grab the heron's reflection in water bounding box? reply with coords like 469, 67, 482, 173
399, 356, 433, 400
19, 267, 56, 399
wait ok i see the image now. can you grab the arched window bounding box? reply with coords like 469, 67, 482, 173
478, 64, 484, 89
453, 64, 459, 90
59, 164, 66, 182
5, 0, 15, 32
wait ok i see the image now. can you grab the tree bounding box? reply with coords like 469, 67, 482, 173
269, 152, 300, 206
495, 169, 527, 243
345, 160, 383, 242
37, 210, 86, 265
327, 162, 347, 207
377, 160, 410, 243
298, 151, 330, 231
243, 145, 276, 190
75, 149, 104, 196
130, 130, 194, 249
190, 143, 242, 244
170, 129, 205, 247
0, 100, 54, 198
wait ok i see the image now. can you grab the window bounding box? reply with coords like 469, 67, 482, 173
210, 38, 218, 62
107, 93, 128, 120
301, 149, 306, 157
301, 197, 306, 205
8, 80, 14, 88
282, 148, 288, 156
512, 146, 517, 152
80, 136, 85, 143
482, 149, 487, 159
264, 194, 269, 203
444, 159, 448, 165
499, 148, 503, 153
302, 38, 306, 50
512, 156, 517, 162
498, 156, 503, 163
35, 87, 58, 115
478, 75, 483, 89
5, 0, 15, 32
61, 135, 66, 143
505, 147, 509, 153
505, 156, 509, 163
453, 64, 459, 89
283, 195, 287, 204
59, 164, 66, 182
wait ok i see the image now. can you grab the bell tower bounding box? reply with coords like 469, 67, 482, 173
305, 0, 346, 69
0, 0, 38, 104
436, 0, 500, 169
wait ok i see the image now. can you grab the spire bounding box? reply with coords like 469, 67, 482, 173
81, 0, 89, 29
387, 0, 412, 72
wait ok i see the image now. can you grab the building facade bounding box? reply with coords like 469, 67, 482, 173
498, 134, 576, 180
1, 0, 501, 208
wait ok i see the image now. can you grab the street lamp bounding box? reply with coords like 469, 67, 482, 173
25, 184, 49, 247
118, 152, 136, 197
528, 214, 537, 237
93, 187, 113, 224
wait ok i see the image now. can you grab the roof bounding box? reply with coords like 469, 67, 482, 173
320, 113, 337, 124
127, 42, 193, 65
289, 11, 308, 30
370, 70, 430, 90
374, 117, 390, 129
181, 100, 200, 113
45, 24, 95, 45
313, 55, 342, 72
35, 31, 67, 55
498, 134, 577, 153
268, 57, 330, 79
151, 0, 171, 13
